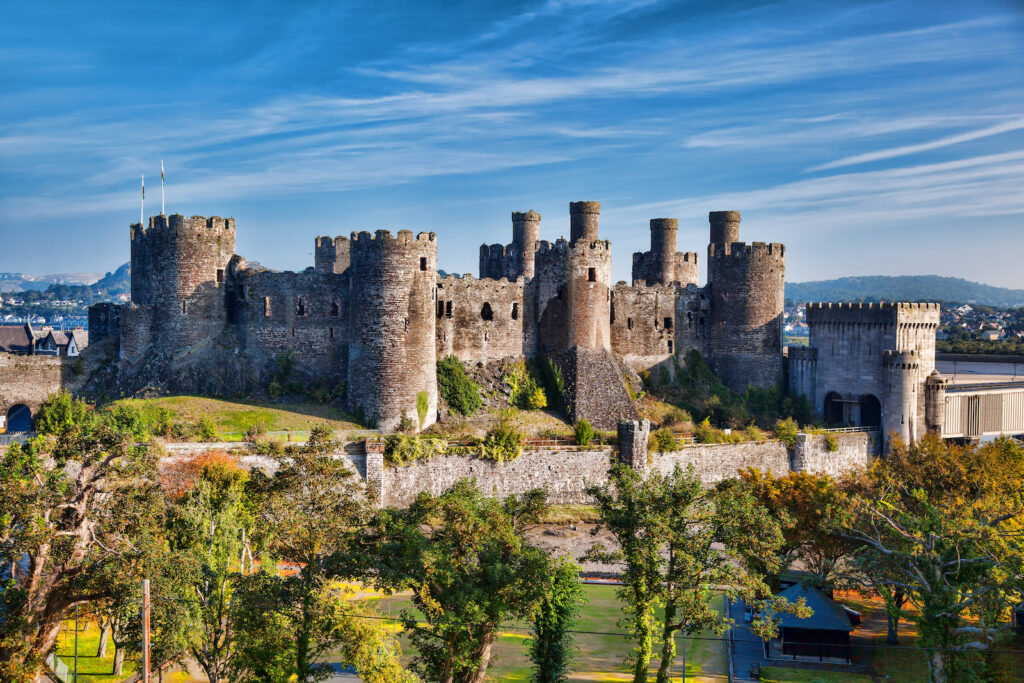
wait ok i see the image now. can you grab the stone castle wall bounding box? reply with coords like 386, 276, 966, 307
435, 275, 527, 364
611, 282, 677, 368
791, 431, 879, 477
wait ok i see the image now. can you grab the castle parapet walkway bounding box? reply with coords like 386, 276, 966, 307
942, 381, 1024, 439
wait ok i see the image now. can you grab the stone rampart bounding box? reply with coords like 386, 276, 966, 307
791, 431, 878, 477
435, 275, 526, 364
649, 441, 790, 482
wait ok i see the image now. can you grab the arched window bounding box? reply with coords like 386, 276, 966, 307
511, 302, 519, 320
331, 302, 340, 318
824, 391, 844, 425
5, 404, 31, 432
481, 302, 494, 321
859, 394, 881, 428
296, 297, 306, 317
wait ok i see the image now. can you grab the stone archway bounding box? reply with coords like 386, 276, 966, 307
824, 391, 844, 425
859, 394, 881, 428
6, 403, 32, 432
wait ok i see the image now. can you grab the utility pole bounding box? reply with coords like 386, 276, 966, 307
142, 579, 151, 683
73, 604, 78, 682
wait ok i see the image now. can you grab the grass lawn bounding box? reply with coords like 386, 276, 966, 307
53, 620, 195, 682
758, 667, 871, 683
106, 395, 367, 441
349, 583, 728, 682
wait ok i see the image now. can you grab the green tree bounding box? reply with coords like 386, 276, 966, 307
361, 480, 551, 683
238, 425, 377, 682
529, 557, 584, 683
842, 436, 1024, 683
586, 462, 798, 683
0, 426, 162, 682
33, 389, 94, 435
437, 355, 482, 416
574, 419, 595, 446
167, 456, 252, 683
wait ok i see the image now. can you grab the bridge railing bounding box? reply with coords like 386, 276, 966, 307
0, 432, 35, 446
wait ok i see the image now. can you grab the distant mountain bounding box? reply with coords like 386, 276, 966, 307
0, 271, 104, 293
786, 276, 1024, 308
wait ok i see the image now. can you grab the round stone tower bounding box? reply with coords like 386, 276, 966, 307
649, 218, 678, 285
883, 349, 921, 446
346, 229, 438, 432
569, 201, 600, 245
924, 369, 948, 435
127, 214, 236, 360
511, 210, 541, 279
705, 211, 785, 392
568, 239, 612, 350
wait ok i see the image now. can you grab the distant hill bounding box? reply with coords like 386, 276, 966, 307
0, 271, 104, 293
786, 276, 1024, 308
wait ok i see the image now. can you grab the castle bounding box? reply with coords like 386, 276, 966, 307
112, 203, 787, 431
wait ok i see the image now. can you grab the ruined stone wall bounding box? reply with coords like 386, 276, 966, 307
88, 303, 121, 345
346, 230, 438, 432
791, 431, 878, 477
706, 241, 785, 392
382, 448, 615, 507
227, 260, 348, 384
559, 347, 639, 430
649, 441, 791, 483
314, 235, 351, 275
435, 275, 526, 364
0, 351, 101, 418
610, 282, 676, 369
673, 285, 706, 357
534, 240, 571, 352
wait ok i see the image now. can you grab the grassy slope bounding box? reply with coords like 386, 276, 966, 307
355, 583, 727, 682
107, 395, 366, 441
759, 668, 872, 683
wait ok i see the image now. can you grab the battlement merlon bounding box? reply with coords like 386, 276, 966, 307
708, 242, 786, 260
883, 349, 920, 369
806, 301, 940, 326
349, 229, 437, 245
132, 214, 236, 238
315, 235, 351, 249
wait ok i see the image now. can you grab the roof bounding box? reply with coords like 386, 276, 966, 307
48, 330, 70, 346
69, 329, 88, 348
773, 582, 853, 632
0, 325, 33, 354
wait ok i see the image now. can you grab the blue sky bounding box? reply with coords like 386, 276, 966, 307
2, 0, 1023, 286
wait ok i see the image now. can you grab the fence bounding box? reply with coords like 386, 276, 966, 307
46, 653, 72, 683
0, 432, 35, 446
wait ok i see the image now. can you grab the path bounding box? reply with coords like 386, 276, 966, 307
728, 598, 765, 683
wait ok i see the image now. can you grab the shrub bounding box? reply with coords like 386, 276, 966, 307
197, 417, 218, 442
574, 419, 595, 446
526, 387, 547, 410
650, 427, 680, 452
437, 355, 482, 416
481, 420, 523, 462
824, 433, 839, 452
103, 403, 148, 439
34, 390, 93, 435
244, 421, 268, 443
539, 357, 565, 409
694, 418, 724, 444
772, 417, 800, 448
383, 434, 447, 466
663, 406, 692, 429
416, 391, 430, 427
743, 424, 768, 443
397, 411, 415, 434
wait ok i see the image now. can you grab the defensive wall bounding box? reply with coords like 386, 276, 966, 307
147, 422, 877, 509
435, 274, 527, 364
0, 346, 114, 429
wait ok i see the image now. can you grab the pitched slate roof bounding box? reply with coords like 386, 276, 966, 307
69, 329, 89, 349
0, 325, 34, 354
773, 582, 853, 632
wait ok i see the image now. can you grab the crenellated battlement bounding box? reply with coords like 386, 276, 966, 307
709, 242, 785, 260
806, 302, 940, 312
438, 273, 521, 287
680, 252, 698, 263
315, 235, 350, 249
883, 349, 920, 369
132, 214, 236, 240
349, 229, 437, 247
789, 346, 818, 361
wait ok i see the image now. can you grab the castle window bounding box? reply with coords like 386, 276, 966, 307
216, 269, 224, 284
331, 302, 339, 318
445, 301, 452, 318
610, 303, 615, 324
263, 297, 271, 317
627, 318, 633, 330
404, 317, 409, 332
181, 300, 186, 314
437, 301, 444, 318
420, 257, 427, 271
668, 340, 674, 353
296, 297, 306, 316
664, 317, 673, 330
481, 302, 494, 321
588, 268, 596, 282
557, 287, 563, 300
511, 302, 519, 320
329, 327, 334, 339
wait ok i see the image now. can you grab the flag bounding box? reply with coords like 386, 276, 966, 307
141, 174, 145, 199
161, 160, 165, 184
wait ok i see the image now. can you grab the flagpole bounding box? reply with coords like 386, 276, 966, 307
160, 160, 165, 215
141, 173, 145, 226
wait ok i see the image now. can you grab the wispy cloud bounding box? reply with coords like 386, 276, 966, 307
808, 116, 1024, 171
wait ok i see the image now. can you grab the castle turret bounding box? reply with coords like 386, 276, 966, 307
568, 238, 612, 350
883, 349, 920, 446
704, 211, 785, 392
346, 229, 438, 432
315, 235, 351, 275
925, 369, 948, 436
511, 210, 540, 279
631, 218, 700, 286
124, 214, 235, 364
569, 201, 600, 245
